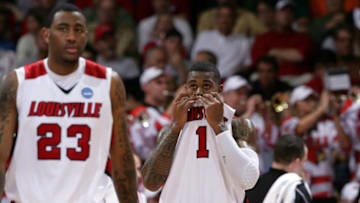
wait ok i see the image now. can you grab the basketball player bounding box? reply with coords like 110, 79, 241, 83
0, 3, 138, 203
142, 61, 260, 203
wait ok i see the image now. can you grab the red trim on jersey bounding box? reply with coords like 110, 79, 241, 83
312, 191, 330, 198
161, 112, 172, 120
340, 98, 353, 114
155, 121, 163, 132
130, 106, 147, 117
105, 158, 112, 175
311, 176, 332, 185
24, 60, 46, 79
281, 115, 293, 125
84, 60, 107, 79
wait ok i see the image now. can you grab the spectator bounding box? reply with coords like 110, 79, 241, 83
251, 0, 313, 86
250, 56, 292, 101
94, 24, 140, 80
193, 50, 218, 65
281, 86, 350, 202
255, 1, 275, 31
309, 0, 346, 44
85, 0, 136, 57
16, 8, 45, 64
192, 3, 252, 78
128, 68, 170, 161
137, 0, 193, 52
15, 28, 48, 67
306, 50, 337, 94
144, 46, 168, 70
246, 134, 312, 203
0, 7, 16, 51
223, 75, 279, 172
197, 0, 267, 37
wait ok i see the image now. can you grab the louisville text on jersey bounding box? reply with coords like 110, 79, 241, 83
187, 107, 228, 122
28, 101, 102, 118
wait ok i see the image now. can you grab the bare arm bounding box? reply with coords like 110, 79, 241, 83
0, 72, 18, 197
141, 123, 181, 191
110, 72, 138, 203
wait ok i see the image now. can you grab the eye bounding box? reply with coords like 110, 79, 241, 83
189, 84, 197, 90
58, 27, 68, 32
75, 27, 84, 33
203, 84, 211, 89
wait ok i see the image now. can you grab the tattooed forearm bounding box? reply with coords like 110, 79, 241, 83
110, 73, 138, 203
142, 124, 180, 191
0, 72, 18, 197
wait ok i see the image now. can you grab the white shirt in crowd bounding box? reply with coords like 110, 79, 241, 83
97, 56, 140, 79
137, 15, 193, 52
191, 30, 252, 78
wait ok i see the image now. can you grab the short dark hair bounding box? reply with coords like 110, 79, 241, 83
274, 135, 305, 165
256, 56, 278, 72
217, 2, 237, 18
196, 50, 218, 65
165, 28, 183, 42
26, 8, 47, 27
45, 3, 83, 28
189, 61, 221, 84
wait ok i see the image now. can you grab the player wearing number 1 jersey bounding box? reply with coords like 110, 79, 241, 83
142, 61, 260, 203
0, 3, 138, 203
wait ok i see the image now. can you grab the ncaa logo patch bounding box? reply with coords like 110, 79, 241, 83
82, 87, 93, 99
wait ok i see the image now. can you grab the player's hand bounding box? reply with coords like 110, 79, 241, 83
198, 92, 225, 133
319, 91, 330, 112
172, 88, 195, 132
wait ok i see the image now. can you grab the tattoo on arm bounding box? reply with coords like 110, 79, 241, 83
110, 73, 138, 203
141, 124, 180, 191
0, 72, 17, 196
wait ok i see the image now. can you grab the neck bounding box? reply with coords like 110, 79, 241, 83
219, 29, 231, 36
275, 25, 292, 32
144, 95, 164, 108
272, 162, 290, 172
48, 55, 79, 75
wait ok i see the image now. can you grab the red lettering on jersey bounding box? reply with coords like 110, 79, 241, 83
93, 103, 102, 118
37, 102, 46, 116
28, 101, 37, 116
28, 101, 102, 118
45, 102, 56, 117
66, 103, 77, 117
187, 107, 205, 121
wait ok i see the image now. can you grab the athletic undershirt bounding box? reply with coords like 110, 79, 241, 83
44, 58, 85, 91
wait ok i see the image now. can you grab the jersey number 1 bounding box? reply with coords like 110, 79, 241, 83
37, 123, 91, 161
196, 126, 209, 158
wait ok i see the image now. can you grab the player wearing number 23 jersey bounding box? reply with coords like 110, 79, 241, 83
0, 3, 137, 203
142, 61, 260, 203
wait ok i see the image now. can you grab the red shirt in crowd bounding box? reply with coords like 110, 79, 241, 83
251, 30, 313, 77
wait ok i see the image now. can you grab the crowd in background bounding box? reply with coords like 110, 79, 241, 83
2, 0, 360, 202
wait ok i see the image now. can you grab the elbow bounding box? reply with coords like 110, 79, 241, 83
242, 164, 260, 190
141, 168, 162, 192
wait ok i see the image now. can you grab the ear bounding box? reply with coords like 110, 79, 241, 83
42, 27, 50, 44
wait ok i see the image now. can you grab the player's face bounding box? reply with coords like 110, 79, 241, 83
186, 71, 221, 96
46, 11, 88, 64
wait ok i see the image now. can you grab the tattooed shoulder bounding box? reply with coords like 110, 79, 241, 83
110, 72, 126, 110
0, 71, 18, 106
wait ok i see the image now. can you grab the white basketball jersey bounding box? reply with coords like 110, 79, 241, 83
159, 104, 241, 203
5, 58, 114, 203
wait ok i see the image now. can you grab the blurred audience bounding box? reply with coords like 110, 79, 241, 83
251, 0, 313, 86
197, 0, 267, 37
250, 56, 292, 101
85, 0, 136, 57
15, 8, 45, 64
281, 86, 350, 202
137, 0, 193, 52
94, 24, 140, 80
192, 3, 252, 78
